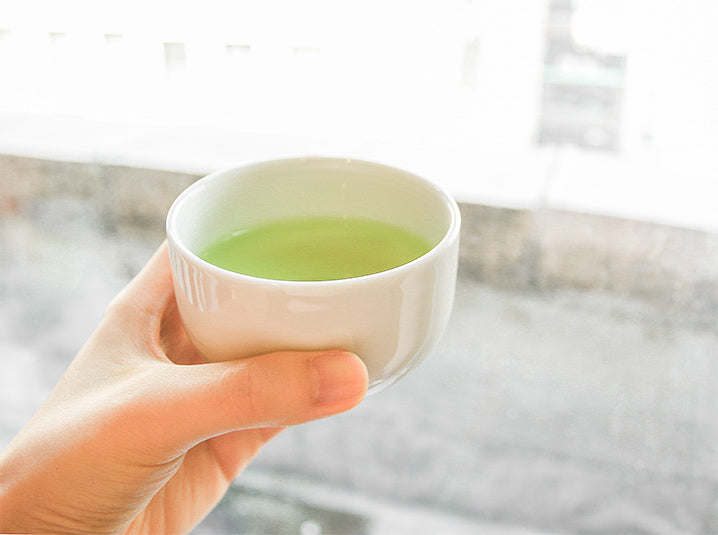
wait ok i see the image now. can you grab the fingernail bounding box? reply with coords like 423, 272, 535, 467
311, 351, 368, 407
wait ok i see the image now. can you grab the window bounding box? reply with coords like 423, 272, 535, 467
163, 41, 187, 75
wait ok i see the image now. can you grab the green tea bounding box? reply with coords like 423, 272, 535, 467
200, 216, 433, 281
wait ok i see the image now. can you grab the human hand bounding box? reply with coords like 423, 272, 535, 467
0, 242, 368, 535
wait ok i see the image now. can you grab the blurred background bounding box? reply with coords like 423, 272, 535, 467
1, 1, 717, 534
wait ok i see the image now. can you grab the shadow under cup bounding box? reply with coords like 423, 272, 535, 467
166, 157, 461, 393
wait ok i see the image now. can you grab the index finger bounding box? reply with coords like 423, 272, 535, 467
108, 240, 175, 322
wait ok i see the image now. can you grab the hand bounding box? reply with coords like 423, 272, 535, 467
0, 242, 368, 535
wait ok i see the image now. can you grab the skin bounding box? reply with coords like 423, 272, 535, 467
0, 242, 368, 535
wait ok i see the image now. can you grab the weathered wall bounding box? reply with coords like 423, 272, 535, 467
3, 154, 718, 328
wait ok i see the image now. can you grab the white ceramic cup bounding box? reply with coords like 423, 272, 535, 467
166, 157, 460, 393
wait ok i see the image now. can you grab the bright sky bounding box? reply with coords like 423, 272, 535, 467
2, 0, 718, 229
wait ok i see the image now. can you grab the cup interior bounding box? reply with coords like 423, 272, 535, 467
168, 157, 458, 271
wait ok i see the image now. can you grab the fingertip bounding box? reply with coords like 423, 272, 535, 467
105, 241, 174, 322
311, 351, 369, 416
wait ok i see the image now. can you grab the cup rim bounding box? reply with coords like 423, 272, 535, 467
166, 156, 461, 286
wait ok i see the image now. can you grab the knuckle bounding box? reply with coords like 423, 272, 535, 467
227, 355, 315, 428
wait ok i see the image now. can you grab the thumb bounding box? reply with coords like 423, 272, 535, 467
142, 350, 368, 452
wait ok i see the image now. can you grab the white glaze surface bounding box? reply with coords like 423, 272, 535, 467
167, 157, 460, 392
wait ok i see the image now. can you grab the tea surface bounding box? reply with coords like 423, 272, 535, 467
200, 216, 433, 281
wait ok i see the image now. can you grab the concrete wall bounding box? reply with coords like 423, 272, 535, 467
3, 154, 717, 328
